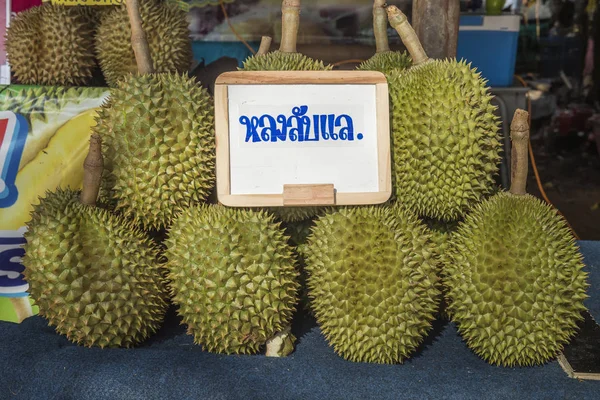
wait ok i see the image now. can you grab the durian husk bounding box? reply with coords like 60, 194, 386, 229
385, 6, 502, 221
22, 134, 169, 349
95, 0, 193, 86
444, 192, 589, 366
304, 205, 440, 364
444, 110, 590, 367
94, 73, 216, 231
165, 205, 300, 355
6, 4, 96, 86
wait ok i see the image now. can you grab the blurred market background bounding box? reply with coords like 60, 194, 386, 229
2, 0, 600, 239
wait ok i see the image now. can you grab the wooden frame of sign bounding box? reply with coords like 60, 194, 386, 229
214, 71, 391, 207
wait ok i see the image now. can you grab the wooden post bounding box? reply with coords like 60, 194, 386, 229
257, 36, 272, 56
509, 109, 529, 196
280, 0, 300, 53
125, 0, 154, 74
373, 0, 390, 53
411, 0, 460, 59
80, 134, 104, 206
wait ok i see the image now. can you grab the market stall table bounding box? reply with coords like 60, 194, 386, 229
1, 240, 600, 400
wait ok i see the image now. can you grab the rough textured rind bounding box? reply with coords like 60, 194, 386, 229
357, 51, 412, 75
445, 192, 589, 366
22, 188, 169, 348
388, 59, 501, 221
423, 217, 459, 320
166, 205, 300, 355
94, 73, 215, 231
283, 219, 315, 313
95, 0, 192, 86
241, 51, 333, 72
267, 206, 331, 223
304, 206, 440, 364
5, 4, 96, 86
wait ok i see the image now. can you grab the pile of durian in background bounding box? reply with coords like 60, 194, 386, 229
14, 0, 590, 367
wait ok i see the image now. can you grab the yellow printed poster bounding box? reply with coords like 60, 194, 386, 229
0, 85, 109, 323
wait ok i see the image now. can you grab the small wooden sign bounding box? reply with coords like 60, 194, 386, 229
214, 71, 391, 207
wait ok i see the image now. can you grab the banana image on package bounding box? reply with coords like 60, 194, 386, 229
0, 85, 109, 323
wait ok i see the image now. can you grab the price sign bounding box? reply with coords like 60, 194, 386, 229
214, 71, 391, 207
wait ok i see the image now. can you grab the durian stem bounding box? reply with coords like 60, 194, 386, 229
509, 109, 530, 196
125, 0, 154, 74
280, 0, 300, 53
80, 134, 104, 207
257, 36, 273, 56
373, 0, 390, 53
10, 297, 33, 323
386, 5, 429, 65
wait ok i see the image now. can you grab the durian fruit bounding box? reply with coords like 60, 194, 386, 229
304, 205, 440, 364
95, 0, 193, 86
241, 0, 332, 222
357, 0, 411, 75
166, 205, 300, 355
385, 6, 501, 221
5, 4, 96, 86
444, 110, 589, 367
94, 0, 214, 231
22, 135, 169, 348
93, 73, 215, 231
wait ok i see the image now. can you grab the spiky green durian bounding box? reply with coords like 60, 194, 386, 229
444, 192, 589, 366
22, 188, 169, 348
241, 51, 332, 72
166, 205, 300, 355
304, 206, 440, 364
387, 60, 501, 221
95, 0, 192, 86
357, 51, 412, 75
5, 4, 96, 86
94, 73, 215, 231
385, 6, 501, 221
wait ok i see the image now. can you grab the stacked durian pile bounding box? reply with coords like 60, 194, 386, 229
5, 0, 192, 87
18, 0, 589, 369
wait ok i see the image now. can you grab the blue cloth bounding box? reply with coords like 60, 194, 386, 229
2, 241, 600, 399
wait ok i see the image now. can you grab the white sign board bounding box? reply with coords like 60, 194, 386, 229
214, 71, 390, 207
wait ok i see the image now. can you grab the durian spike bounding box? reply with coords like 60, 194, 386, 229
80, 134, 104, 206
386, 5, 429, 65
509, 109, 530, 196
373, 0, 390, 53
125, 0, 154, 74
280, 0, 300, 53
257, 36, 272, 56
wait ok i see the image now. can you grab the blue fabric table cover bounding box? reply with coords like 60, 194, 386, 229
2, 241, 600, 399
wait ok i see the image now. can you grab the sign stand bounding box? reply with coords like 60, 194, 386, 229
214, 70, 390, 208
282, 184, 335, 206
